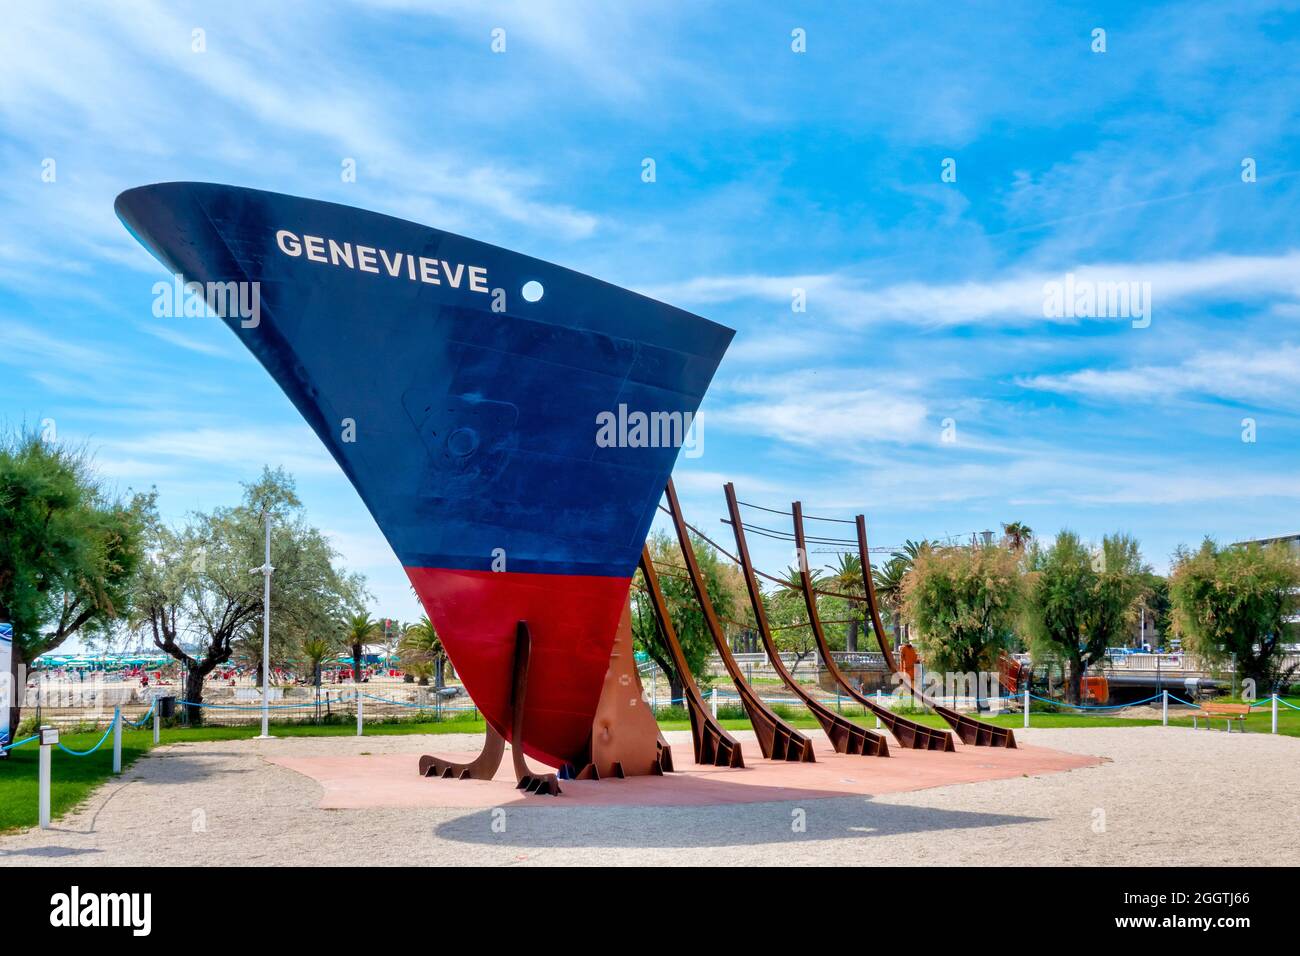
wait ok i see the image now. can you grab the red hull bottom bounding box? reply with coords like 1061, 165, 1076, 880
405, 566, 633, 768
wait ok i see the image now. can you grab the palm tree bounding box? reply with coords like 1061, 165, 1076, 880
828, 552, 864, 652
341, 612, 377, 683
301, 635, 333, 685
1002, 521, 1033, 552
873, 540, 930, 646
773, 565, 823, 674
399, 615, 444, 687
777, 564, 822, 594
873, 555, 908, 645
300, 634, 335, 719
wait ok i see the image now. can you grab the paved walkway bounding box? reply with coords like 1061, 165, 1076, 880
1, 727, 1294, 866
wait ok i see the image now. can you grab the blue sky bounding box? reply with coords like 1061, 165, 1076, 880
4, 1, 1300, 627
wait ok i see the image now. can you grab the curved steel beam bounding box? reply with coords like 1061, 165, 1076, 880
793, 502, 955, 751
418, 620, 564, 792
664, 479, 815, 762
854, 515, 1016, 749
638, 547, 744, 767
419, 724, 506, 780
509, 621, 562, 794
724, 483, 886, 756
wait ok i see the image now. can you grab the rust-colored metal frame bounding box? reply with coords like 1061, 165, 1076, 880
853, 514, 1017, 749
723, 483, 887, 756
638, 546, 744, 767
418, 723, 505, 780
418, 620, 563, 794
787, 501, 954, 751
664, 479, 816, 762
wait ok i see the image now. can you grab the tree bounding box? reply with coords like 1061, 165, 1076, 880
1002, 521, 1033, 552
399, 615, 444, 687
0, 432, 146, 731
827, 552, 866, 652
300, 634, 335, 687
1023, 531, 1146, 704
1169, 540, 1300, 693
132, 467, 366, 725
630, 530, 737, 705
902, 544, 1023, 710
873, 539, 929, 645
341, 612, 377, 684
767, 565, 824, 675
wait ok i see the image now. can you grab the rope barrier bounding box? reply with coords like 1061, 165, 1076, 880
56, 710, 118, 756
126, 700, 157, 728
1028, 691, 1164, 710
360, 692, 479, 713
179, 699, 316, 711
1, 734, 38, 752
176, 692, 482, 715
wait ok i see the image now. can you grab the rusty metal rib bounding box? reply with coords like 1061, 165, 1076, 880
853, 514, 1016, 749
663, 479, 815, 762
725, 483, 887, 756
638, 547, 744, 767
792, 502, 956, 752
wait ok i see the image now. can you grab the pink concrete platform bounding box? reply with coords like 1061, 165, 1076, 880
269, 739, 1104, 809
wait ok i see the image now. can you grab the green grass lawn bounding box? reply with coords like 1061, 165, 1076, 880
0, 714, 487, 833
1165, 697, 1300, 736
0, 727, 153, 833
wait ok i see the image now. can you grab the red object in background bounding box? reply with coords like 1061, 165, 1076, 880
406, 566, 632, 769
1081, 674, 1110, 705
899, 644, 919, 684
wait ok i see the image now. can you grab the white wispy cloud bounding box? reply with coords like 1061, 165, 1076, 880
648, 251, 1300, 329
711, 369, 930, 448
94, 426, 339, 479
1021, 343, 1300, 406
137, 322, 236, 359
0, 0, 601, 259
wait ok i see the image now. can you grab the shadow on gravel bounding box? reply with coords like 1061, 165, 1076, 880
0, 845, 103, 859
131, 752, 259, 785
432, 797, 1042, 849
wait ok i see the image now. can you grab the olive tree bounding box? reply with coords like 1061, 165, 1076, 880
132, 467, 366, 724
902, 544, 1023, 709
1169, 540, 1299, 693
630, 530, 739, 705
1023, 531, 1146, 704
0, 431, 145, 731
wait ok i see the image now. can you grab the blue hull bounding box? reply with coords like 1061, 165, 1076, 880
115, 182, 733, 765
115, 183, 732, 578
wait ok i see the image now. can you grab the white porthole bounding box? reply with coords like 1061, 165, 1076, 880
521, 280, 544, 302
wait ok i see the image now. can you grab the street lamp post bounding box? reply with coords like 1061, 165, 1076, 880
251, 513, 275, 739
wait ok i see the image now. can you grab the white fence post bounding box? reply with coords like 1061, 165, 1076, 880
356, 686, 364, 736
875, 689, 882, 729
1273, 694, 1279, 735
1023, 685, 1029, 729
112, 708, 122, 774
710, 687, 718, 719
153, 704, 160, 746
1162, 689, 1168, 727
38, 729, 52, 829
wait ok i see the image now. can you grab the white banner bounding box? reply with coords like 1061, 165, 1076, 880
0, 623, 12, 748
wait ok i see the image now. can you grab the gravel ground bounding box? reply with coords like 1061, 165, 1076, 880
1, 727, 1295, 866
